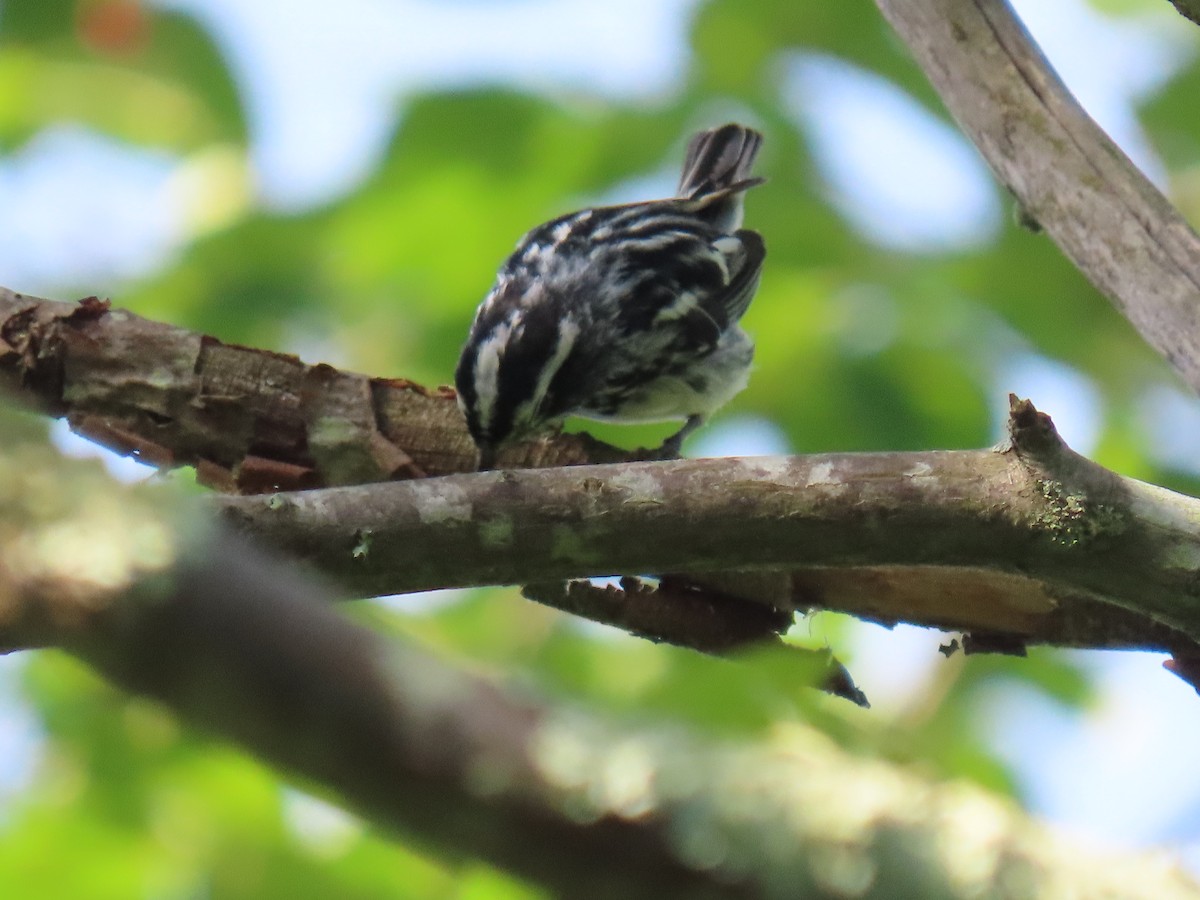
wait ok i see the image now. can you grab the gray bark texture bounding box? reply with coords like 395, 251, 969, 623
875, 0, 1200, 394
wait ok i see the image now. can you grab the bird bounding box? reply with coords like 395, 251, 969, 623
455, 123, 766, 470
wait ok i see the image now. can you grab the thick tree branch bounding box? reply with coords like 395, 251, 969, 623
216, 397, 1200, 655
875, 0, 1200, 393
3, 406, 1196, 899
0, 289, 629, 491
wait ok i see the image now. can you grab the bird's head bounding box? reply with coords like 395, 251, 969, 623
455, 286, 579, 470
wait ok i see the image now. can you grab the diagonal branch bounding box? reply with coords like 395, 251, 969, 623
1168, 0, 1200, 27
875, 0, 1200, 393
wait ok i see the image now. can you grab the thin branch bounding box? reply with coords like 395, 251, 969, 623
217, 397, 1200, 654
875, 0, 1200, 393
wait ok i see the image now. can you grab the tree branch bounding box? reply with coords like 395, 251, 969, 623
1168, 0, 1200, 27
875, 0, 1200, 393
216, 397, 1200, 655
3, 404, 1196, 898
0, 289, 629, 491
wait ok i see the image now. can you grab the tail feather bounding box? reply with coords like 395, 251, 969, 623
676, 123, 764, 199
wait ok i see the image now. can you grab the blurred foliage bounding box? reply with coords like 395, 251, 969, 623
0, 0, 243, 150
0, 0, 1198, 894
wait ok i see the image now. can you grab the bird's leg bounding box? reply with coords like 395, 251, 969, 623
656, 415, 703, 460
477, 444, 497, 472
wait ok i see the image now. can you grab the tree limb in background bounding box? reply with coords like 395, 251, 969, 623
874, 0, 1200, 394
2, 404, 1195, 899
1168, 0, 1200, 28
216, 396, 1200, 656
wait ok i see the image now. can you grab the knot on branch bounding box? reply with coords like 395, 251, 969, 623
1006, 394, 1067, 459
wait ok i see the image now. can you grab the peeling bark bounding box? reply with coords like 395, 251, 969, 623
0, 289, 629, 491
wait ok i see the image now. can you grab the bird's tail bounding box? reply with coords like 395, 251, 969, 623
676, 123, 764, 200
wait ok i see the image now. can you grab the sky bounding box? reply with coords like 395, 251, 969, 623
3, 0, 1200, 875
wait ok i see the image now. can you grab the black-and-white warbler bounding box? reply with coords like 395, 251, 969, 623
455, 123, 766, 469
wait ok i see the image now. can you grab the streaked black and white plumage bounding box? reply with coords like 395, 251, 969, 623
455, 123, 766, 469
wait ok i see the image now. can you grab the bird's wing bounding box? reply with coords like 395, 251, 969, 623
702, 229, 766, 327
